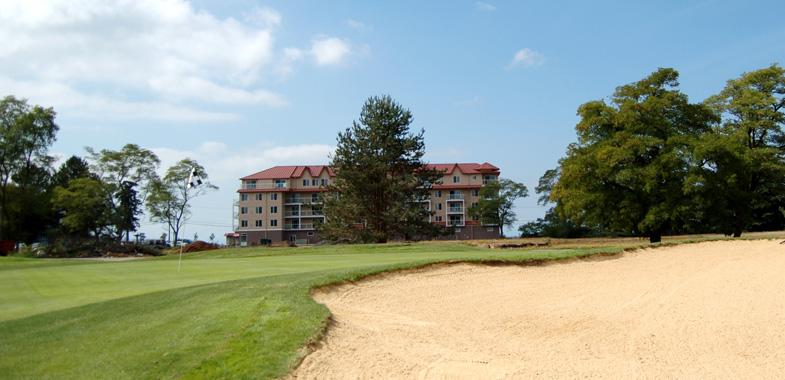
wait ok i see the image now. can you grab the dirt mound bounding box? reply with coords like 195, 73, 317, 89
181, 240, 219, 253
293, 240, 785, 379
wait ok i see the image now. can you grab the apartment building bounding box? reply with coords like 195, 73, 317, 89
234, 163, 500, 245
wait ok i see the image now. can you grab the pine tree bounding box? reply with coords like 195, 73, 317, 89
321, 95, 442, 243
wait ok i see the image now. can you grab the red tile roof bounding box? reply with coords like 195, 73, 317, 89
425, 162, 500, 174
240, 165, 334, 180
240, 163, 497, 180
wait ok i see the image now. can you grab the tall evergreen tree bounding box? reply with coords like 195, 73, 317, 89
320, 95, 442, 243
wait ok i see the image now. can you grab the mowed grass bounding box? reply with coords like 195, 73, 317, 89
0, 233, 782, 379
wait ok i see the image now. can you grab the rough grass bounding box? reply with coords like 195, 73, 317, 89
1, 232, 783, 379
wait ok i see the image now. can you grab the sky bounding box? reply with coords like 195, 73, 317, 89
2, 0, 784, 241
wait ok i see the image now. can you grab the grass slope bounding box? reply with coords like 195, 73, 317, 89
0, 233, 780, 379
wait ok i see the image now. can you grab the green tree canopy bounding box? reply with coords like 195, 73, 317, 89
320, 95, 442, 243
86, 143, 160, 241
551, 68, 717, 243
146, 158, 216, 245
52, 178, 113, 239
469, 178, 528, 238
0, 96, 59, 240
690, 64, 785, 236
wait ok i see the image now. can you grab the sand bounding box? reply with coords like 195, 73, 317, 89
292, 240, 785, 379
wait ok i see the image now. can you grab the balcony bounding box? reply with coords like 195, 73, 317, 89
284, 210, 325, 218
447, 219, 464, 227
447, 207, 464, 214
447, 193, 464, 200
284, 197, 320, 205
284, 223, 315, 230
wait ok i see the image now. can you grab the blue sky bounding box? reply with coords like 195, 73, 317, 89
2, 0, 784, 240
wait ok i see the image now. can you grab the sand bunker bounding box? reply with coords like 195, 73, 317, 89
293, 240, 785, 379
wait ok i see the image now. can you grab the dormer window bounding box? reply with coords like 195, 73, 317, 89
274, 179, 286, 188
452, 176, 460, 183
244, 180, 257, 189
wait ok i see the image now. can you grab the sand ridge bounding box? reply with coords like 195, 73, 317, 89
292, 240, 785, 379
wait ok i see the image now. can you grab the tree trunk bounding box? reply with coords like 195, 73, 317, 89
732, 225, 743, 238
649, 231, 662, 244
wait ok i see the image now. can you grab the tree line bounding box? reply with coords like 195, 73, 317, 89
0, 96, 216, 256
522, 64, 785, 242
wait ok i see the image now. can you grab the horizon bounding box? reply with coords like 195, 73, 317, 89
2, 0, 784, 240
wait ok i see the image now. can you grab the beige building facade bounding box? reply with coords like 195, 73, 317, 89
234, 163, 500, 245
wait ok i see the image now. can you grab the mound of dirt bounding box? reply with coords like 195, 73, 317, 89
181, 240, 219, 253
293, 240, 785, 379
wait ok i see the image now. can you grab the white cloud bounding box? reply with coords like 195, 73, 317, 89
275, 47, 306, 78
476, 2, 497, 11
244, 6, 281, 27
346, 19, 370, 31
311, 37, 352, 66
152, 142, 334, 183
0, 0, 293, 121
507, 48, 545, 69
0, 77, 237, 122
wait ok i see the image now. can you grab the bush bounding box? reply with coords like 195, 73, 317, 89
42, 239, 163, 258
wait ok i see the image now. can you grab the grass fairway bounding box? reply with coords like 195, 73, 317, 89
0, 234, 781, 379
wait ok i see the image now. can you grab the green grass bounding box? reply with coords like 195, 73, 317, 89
0, 234, 780, 379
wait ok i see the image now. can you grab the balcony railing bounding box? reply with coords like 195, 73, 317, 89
447, 207, 464, 213
284, 210, 325, 217
284, 197, 321, 204
284, 223, 315, 230
447, 193, 464, 200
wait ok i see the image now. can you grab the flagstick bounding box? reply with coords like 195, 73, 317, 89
178, 243, 183, 272
178, 166, 198, 273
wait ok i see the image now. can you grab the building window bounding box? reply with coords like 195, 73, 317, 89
303, 179, 309, 186
270, 219, 278, 227
435, 216, 443, 222
483, 175, 496, 184
255, 220, 263, 227
240, 207, 248, 214
311, 193, 319, 203
472, 189, 479, 197
471, 202, 478, 208
270, 193, 278, 201
311, 179, 318, 186
453, 176, 460, 183
307, 232, 314, 237
270, 206, 278, 214
437, 203, 442, 211
241, 220, 248, 227
435, 190, 441, 197
255, 193, 263, 201
244, 180, 257, 189
321, 178, 328, 186
255, 206, 263, 214
274, 179, 286, 188
241, 193, 248, 201
473, 175, 477, 180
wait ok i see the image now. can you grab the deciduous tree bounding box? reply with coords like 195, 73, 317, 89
87, 144, 160, 241
550, 68, 716, 243
691, 64, 785, 236
146, 159, 216, 246
469, 178, 528, 237
0, 96, 58, 240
